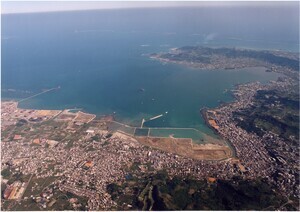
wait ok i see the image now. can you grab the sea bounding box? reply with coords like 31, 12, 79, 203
2, 6, 299, 135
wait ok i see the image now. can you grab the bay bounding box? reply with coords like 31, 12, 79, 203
2, 7, 298, 134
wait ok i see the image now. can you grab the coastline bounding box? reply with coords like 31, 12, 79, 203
0, 69, 278, 156
200, 107, 237, 158
2, 100, 233, 161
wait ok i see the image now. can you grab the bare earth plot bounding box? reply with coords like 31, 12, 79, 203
136, 136, 232, 160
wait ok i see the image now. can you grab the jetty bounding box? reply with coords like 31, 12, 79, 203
18, 86, 60, 103
149, 114, 163, 121
140, 118, 145, 128
140, 114, 163, 128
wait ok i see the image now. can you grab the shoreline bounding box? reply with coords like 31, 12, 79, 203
3, 94, 223, 134
2, 100, 233, 161
1, 99, 224, 141
200, 107, 237, 158
0, 72, 272, 153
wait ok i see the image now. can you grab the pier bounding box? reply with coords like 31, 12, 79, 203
18, 87, 60, 103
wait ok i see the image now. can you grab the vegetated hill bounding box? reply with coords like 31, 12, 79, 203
234, 85, 299, 145
107, 171, 297, 210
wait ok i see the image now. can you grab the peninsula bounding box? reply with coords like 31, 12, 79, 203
150, 46, 299, 73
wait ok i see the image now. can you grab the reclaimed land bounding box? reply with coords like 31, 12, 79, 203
136, 136, 232, 161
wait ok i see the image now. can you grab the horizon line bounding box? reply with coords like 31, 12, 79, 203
2, 1, 298, 15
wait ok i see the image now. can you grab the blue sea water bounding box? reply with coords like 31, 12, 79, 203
2, 6, 299, 134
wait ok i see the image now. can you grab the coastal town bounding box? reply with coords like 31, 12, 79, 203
1, 68, 299, 210
1, 100, 241, 210
205, 78, 299, 199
